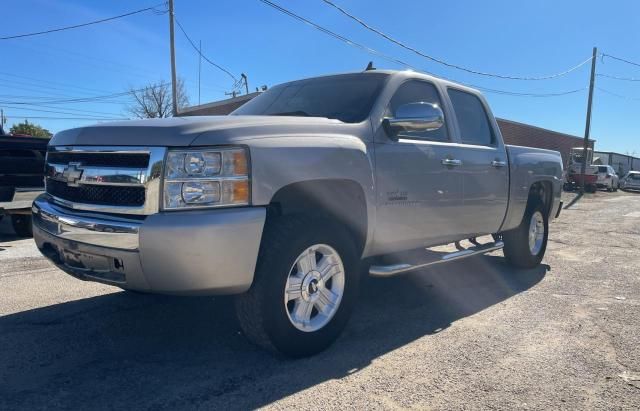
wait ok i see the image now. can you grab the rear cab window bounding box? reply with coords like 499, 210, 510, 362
447, 88, 495, 146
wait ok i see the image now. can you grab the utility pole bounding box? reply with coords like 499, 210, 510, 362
580, 46, 598, 193
198, 40, 202, 105
168, 0, 179, 117
241, 73, 249, 95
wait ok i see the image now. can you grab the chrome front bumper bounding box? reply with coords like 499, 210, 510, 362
32, 194, 266, 295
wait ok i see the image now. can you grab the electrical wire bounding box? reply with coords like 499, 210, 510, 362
257, 0, 438, 73
319, 0, 593, 80
2, 104, 123, 119
602, 53, 640, 69
6, 116, 129, 121
474, 86, 586, 97
0, 3, 168, 40
0, 83, 169, 105
173, 16, 238, 82
10, 102, 125, 117
597, 73, 640, 82
597, 87, 640, 101
258, 0, 587, 98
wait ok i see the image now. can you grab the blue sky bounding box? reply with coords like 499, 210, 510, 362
2, 0, 639, 153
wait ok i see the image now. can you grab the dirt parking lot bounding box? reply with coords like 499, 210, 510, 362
1, 191, 639, 410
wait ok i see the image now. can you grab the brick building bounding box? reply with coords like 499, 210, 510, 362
496, 118, 594, 166
181, 95, 594, 165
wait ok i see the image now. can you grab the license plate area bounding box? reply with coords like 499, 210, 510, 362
59, 249, 126, 283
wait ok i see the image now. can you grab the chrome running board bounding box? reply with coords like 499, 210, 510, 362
369, 240, 504, 277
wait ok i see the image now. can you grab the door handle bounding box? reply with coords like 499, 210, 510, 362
491, 160, 507, 168
441, 158, 462, 167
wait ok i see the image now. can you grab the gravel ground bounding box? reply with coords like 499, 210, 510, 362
1, 191, 639, 410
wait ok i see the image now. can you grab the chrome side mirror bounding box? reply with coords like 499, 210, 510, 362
383, 102, 444, 139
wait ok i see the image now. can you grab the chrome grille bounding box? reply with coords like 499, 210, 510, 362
45, 146, 166, 215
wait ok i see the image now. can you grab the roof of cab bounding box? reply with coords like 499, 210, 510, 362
282, 69, 482, 96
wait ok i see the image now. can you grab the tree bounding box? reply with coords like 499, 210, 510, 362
128, 79, 190, 119
10, 120, 52, 138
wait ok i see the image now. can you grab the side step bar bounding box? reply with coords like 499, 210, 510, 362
369, 240, 504, 277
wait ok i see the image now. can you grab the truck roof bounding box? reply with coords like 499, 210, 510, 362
282, 69, 483, 96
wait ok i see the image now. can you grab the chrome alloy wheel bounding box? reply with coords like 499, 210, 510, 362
284, 244, 345, 332
528, 211, 545, 255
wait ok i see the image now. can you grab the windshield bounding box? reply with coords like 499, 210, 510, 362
630, 173, 640, 180
231, 73, 389, 123
598, 166, 608, 173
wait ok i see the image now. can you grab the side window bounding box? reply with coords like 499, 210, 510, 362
448, 89, 494, 146
387, 80, 448, 141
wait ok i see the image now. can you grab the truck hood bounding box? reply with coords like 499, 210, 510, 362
50, 115, 353, 147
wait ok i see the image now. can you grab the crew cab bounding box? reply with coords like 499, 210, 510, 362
32, 70, 563, 357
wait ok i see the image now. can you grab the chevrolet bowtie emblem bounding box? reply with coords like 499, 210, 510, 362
62, 162, 84, 187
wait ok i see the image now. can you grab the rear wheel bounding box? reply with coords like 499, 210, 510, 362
502, 201, 548, 269
11, 215, 33, 237
235, 215, 359, 357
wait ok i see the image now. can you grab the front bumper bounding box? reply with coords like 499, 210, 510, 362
32, 194, 266, 295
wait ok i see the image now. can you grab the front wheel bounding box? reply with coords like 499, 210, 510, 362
235, 215, 359, 357
502, 201, 548, 269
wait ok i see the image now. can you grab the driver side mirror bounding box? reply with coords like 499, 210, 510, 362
383, 102, 444, 140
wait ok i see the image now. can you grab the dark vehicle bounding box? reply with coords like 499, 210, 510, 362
0, 134, 48, 236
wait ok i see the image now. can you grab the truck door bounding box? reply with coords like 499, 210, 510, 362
445, 88, 509, 237
373, 79, 469, 254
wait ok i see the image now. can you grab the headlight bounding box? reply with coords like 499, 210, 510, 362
163, 147, 250, 210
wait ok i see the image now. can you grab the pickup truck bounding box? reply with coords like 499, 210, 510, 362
32, 70, 564, 357
0, 134, 47, 236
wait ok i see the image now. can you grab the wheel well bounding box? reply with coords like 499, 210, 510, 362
268, 179, 368, 255
527, 181, 553, 216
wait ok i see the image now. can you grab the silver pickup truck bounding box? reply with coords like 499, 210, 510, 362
33, 70, 563, 357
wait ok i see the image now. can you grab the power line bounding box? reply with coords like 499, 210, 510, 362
257, 0, 437, 73
11, 102, 124, 117
2, 104, 122, 119
319, 0, 593, 81
597, 87, 640, 101
475, 86, 586, 98
0, 71, 114, 95
0, 83, 169, 105
258, 0, 587, 98
173, 16, 238, 82
602, 53, 640, 69
7, 116, 129, 121
597, 73, 640, 82
0, 3, 167, 40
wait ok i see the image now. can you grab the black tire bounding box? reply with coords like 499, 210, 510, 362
235, 215, 360, 358
502, 201, 548, 269
11, 215, 33, 237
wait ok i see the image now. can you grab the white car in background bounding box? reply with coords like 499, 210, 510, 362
620, 171, 640, 191
596, 165, 619, 192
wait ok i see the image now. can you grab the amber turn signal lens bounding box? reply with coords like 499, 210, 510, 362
233, 151, 249, 176
231, 180, 249, 203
